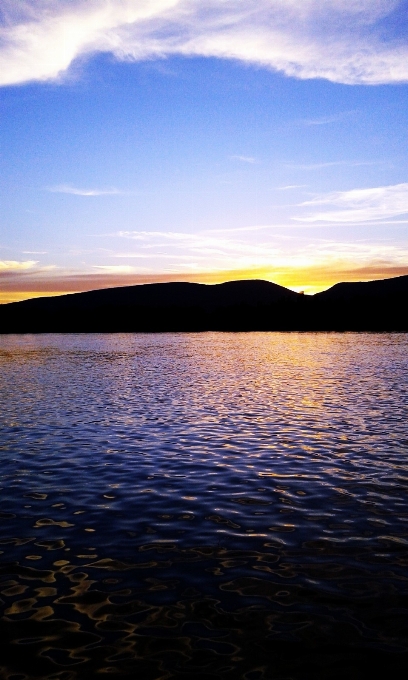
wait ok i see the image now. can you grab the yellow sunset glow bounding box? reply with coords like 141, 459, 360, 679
2, 261, 408, 304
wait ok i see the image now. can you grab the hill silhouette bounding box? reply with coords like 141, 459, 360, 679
1, 275, 407, 332
315, 274, 408, 302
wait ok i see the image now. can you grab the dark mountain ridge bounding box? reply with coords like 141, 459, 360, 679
1, 279, 297, 313
1, 275, 407, 332
315, 274, 408, 302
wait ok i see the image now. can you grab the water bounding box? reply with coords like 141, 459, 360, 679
1, 332, 408, 679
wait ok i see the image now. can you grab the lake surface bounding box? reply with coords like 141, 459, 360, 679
1, 332, 408, 679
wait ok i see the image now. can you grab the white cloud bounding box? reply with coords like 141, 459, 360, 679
230, 155, 257, 164
296, 111, 355, 126
277, 184, 307, 191
1, 1, 407, 87
112, 228, 283, 269
296, 182, 408, 223
286, 160, 377, 170
107, 227, 408, 279
300, 239, 408, 263
0, 259, 37, 271
47, 184, 123, 196
93, 265, 138, 273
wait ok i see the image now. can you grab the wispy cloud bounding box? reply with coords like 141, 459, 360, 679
202, 224, 285, 234
296, 111, 356, 126
3, 246, 408, 303
296, 182, 408, 223
230, 155, 257, 164
47, 184, 123, 196
277, 184, 308, 191
92, 265, 138, 274
1, 1, 408, 87
113, 229, 282, 266
0, 260, 38, 272
285, 160, 377, 171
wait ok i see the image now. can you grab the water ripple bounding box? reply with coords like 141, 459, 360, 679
0, 332, 408, 678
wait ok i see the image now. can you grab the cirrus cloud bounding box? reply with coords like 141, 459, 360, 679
47, 184, 124, 196
296, 182, 408, 223
0, 259, 38, 272
1, 0, 408, 87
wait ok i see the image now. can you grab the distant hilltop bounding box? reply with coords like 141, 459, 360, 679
1, 275, 408, 332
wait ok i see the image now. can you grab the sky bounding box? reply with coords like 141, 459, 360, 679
1, 0, 408, 303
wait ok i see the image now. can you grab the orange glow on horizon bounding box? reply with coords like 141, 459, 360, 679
2, 263, 408, 304
0, 291, 72, 304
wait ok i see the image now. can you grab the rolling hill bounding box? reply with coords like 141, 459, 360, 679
1, 275, 407, 332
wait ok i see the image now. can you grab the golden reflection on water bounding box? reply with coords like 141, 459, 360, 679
1, 542, 408, 679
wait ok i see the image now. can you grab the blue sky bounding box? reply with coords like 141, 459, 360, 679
1, 0, 408, 302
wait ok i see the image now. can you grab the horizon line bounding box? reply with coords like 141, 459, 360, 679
2, 269, 408, 305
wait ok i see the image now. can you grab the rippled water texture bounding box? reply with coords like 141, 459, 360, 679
1, 332, 408, 679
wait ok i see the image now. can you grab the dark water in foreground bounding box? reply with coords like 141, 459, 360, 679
1, 333, 408, 679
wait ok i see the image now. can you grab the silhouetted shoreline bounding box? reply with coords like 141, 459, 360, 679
1, 274, 408, 333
